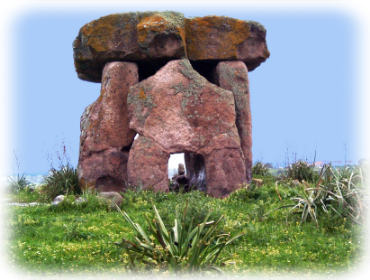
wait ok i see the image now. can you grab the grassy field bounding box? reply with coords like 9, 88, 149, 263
4, 173, 367, 278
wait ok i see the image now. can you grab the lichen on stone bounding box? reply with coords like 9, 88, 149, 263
245, 20, 267, 33
128, 83, 156, 127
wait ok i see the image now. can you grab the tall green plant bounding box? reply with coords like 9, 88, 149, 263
7, 174, 32, 193
252, 162, 270, 177
7, 151, 32, 193
42, 164, 80, 200
115, 201, 246, 274
268, 164, 367, 226
280, 160, 319, 183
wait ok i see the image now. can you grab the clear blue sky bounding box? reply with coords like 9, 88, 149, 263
8, 3, 362, 175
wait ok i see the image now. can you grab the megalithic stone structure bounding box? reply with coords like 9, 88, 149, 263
74, 11, 269, 197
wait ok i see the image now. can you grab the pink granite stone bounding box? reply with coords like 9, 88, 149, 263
214, 61, 252, 183
77, 61, 138, 191
127, 59, 246, 197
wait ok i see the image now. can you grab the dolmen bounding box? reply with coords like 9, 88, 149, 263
74, 11, 269, 198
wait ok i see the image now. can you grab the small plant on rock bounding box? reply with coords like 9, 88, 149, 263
115, 200, 246, 274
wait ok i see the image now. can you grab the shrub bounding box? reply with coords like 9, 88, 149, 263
42, 164, 81, 201
280, 160, 319, 183
115, 201, 246, 274
120, 188, 223, 237
7, 174, 32, 193
7, 151, 33, 193
45, 190, 118, 214
252, 161, 270, 177
358, 163, 370, 187
269, 164, 367, 227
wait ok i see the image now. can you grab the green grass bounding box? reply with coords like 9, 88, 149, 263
5, 180, 366, 278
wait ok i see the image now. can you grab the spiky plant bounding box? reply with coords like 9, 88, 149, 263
252, 161, 270, 177
269, 164, 367, 227
42, 164, 80, 200
280, 160, 319, 183
7, 174, 32, 193
115, 201, 246, 274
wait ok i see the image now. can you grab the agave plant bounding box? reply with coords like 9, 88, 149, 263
115, 201, 246, 274
322, 165, 367, 224
268, 164, 367, 227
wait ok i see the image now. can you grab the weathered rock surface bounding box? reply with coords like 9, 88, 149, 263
128, 59, 241, 154
185, 16, 269, 70
74, 11, 270, 198
205, 148, 246, 197
127, 59, 246, 197
214, 61, 252, 183
73, 12, 269, 82
252, 178, 263, 187
177, 163, 185, 175
97, 191, 123, 209
77, 61, 138, 192
6, 202, 45, 207
127, 136, 170, 192
51, 195, 65, 206
137, 11, 186, 59
73, 11, 186, 82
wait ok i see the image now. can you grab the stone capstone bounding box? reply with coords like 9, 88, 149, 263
185, 16, 270, 71
73, 12, 269, 82
73, 11, 187, 82
77, 61, 138, 192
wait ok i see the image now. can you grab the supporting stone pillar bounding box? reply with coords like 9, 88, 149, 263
77, 61, 138, 192
214, 61, 252, 183
127, 136, 170, 191
205, 148, 246, 198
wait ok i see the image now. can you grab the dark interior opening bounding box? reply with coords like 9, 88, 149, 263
95, 176, 125, 193
121, 140, 134, 152
137, 59, 171, 81
189, 60, 219, 85
136, 59, 220, 84
184, 152, 207, 192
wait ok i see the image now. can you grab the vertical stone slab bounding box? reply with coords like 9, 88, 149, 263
205, 148, 246, 198
127, 136, 170, 191
214, 61, 252, 183
78, 61, 139, 192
